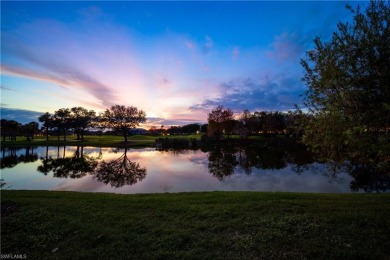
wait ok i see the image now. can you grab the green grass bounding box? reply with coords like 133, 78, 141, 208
0, 134, 205, 148
2, 190, 390, 259
0, 134, 285, 148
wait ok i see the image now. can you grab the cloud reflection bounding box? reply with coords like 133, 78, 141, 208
1, 146, 372, 194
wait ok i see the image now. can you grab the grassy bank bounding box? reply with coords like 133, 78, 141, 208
0, 134, 286, 148
1, 135, 200, 148
2, 190, 390, 259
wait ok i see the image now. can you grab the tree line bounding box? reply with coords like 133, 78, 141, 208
1, 105, 146, 143
38, 105, 146, 143
1, 105, 307, 143
206, 106, 308, 139
1, 120, 39, 142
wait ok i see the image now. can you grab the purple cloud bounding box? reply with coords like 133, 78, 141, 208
190, 76, 304, 113
266, 32, 304, 62
2, 38, 118, 108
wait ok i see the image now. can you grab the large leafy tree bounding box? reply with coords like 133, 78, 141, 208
70, 107, 96, 141
53, 108, 71, 141
103, 105, 146, 142
0, 119, 20, 141
207, 105, 234, 138
300, 1, 389, 172
22, 121, 39, 141
38, 112, 53, 141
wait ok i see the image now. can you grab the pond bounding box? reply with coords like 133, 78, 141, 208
0, 144, 385, 193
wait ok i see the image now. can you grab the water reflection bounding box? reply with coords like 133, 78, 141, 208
0, 143, 389, 193
202, 139, 315, 179
93, 148, 147, 188
1, 147, 38, 169
207, 146, 238, 181
347, 163, 390, 192
34, 146, 146, 187
37, 146, 98, 179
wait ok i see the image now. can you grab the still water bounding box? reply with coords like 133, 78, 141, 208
1, 145, 356, 193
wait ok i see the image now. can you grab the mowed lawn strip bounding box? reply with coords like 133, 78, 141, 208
2, 190, 390, 259
0, 134, 202, 147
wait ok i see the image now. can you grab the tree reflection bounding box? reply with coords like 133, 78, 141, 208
1, 147, 38, 169
5, 140, 388, 193
347, 162, 390, 192
207, 146, 238, 181
285, 141, 315, 175
244, 144, 287, 170
205, 138, 318, 181
93, 148, 147, 188
38, 146, 98, 178
237, 146, 255, 175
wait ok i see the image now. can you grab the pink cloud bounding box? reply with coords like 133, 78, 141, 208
1, 64, 117, 108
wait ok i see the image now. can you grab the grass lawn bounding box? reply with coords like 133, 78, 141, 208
2, 190, 390, 259
0, 135, 169, 147
0, 134, 283, 148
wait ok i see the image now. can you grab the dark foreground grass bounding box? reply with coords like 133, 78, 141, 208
2, 191, 390, 259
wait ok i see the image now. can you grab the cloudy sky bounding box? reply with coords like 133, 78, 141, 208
1, 1, 359, 126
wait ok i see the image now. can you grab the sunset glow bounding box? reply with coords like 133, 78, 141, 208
1, 1, 357, 126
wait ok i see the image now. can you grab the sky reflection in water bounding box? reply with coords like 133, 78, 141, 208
1, 146, 354, 193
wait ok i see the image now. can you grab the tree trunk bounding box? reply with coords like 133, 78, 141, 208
123, 127, 128, 142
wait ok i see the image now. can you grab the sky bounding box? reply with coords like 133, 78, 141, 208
1, 1, 361, 126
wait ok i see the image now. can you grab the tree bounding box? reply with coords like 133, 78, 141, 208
167, 126, 181, 135
200, 124, 208, 134
92, 112, 108, 139
286, 108, 311, 137
22, 121, 39, 141
1, 119, 20, 141
53, 108, 71, 141
263, 112, 286, 135
181, 123, 201, 134
252, 111, 267, 134
70, 107, 96, 141
300, 1, 389, 171
102, 105, 146, 142
237, 109, 254, 138
207, 105, 234, 139
39, 112, 53, 141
